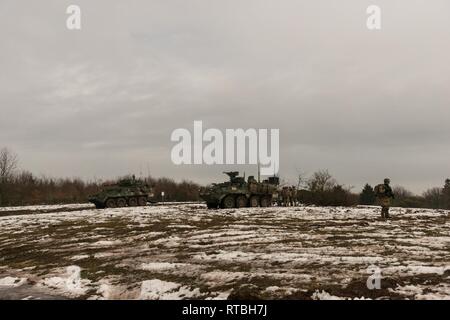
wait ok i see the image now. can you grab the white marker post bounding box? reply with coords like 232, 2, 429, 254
161, 191, 165, 204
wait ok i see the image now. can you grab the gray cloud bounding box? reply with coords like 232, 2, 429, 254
1, 0, 450, 193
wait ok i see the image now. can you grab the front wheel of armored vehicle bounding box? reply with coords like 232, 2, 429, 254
138, 197, 147, 206
236, 195, 248, 208
249, 196, 259, 207
105, 198, 116, 208
116, 198, 127, 207
221, 195, 235, 209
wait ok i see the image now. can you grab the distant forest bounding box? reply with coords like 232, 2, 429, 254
0, 147, 201, 206
295, 170, 450, 209
1, 147, 450, 209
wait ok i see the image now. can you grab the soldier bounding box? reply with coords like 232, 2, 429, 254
289, 186, 297, 206
281, 186, 290, 207
374, 178, 395, 219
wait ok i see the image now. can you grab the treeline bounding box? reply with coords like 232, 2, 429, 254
296, 170, 358, 206
359, 180, 450, 209
296, 169, 450, 209
1, 171, 100, 206
0, 147, 200, 206
2, 146, 450, 209
143, 177, 201, 202
0, 172, 201, 207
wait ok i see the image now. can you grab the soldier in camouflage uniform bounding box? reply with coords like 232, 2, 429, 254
281, 187, 290, 207
375, 178, 395, 219
289, 187, 297, 206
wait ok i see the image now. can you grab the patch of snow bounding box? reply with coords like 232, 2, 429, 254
0, 276, 27, 287
139, 279, 180, 300
87, 278, 135, 300
93, 252, 115, 259
139, 279, 203, 300
90, 240, 122, 247
0, 203, 94, 212
385, 265, 450, 276
201, 271, 247, 285
194, 250, 257, 262
153, 236, 181, 248
38, 266, 91, 296
70, 254, 89, 261
140, 262, 189, 271
265, 286, 280, 292
170, 225, 196, 229
311, 290, 343, 300
406, 266, 449, 275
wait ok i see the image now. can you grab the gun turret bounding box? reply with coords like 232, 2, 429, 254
268, 176, 280, 186
223, 171, 239, 181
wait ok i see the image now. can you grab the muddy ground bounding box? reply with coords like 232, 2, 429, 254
0, 204, 448, 300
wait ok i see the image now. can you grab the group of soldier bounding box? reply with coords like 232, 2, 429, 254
276, 178, 395, 220
279, 186, 299, 207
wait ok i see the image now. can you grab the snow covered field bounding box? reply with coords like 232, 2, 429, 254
0, 204, 448, 300
0, 203, 95, 212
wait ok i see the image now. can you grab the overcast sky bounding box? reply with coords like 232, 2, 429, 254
1, 0, 450, 193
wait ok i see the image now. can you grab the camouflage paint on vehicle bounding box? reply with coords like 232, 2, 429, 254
199, 171, 280, 209
88, 177, 155, 209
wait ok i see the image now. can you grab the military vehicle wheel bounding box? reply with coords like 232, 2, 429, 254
221, 195, 235, 209
260, 197, 269, 207
138, 197, 147, 206
116, 198, 127, 207
236, 196, 247, 208
249, 196, 259, 207
128, 197, 138, 206
105, 199, 116, 208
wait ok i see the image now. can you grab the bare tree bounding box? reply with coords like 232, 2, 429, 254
0, 147, 18, 205
0, 147, 18, 183
392, 186, 414, 199
306, 169, 337, 192
423, 187, 442, 209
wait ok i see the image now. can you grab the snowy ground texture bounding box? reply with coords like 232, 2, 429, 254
0, 204, 448, 300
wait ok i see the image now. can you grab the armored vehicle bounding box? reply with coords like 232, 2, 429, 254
199, 171, 280, 209
88, 176, 155, 209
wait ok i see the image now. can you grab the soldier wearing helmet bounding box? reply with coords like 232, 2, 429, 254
374, 178, 395, 219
